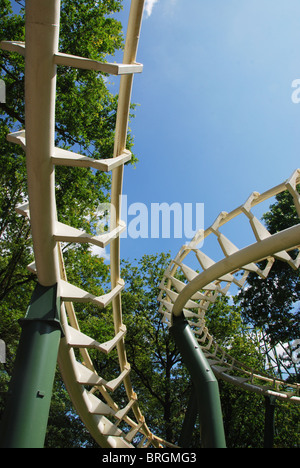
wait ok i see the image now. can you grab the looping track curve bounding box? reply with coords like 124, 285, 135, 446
158, 169, 300, 404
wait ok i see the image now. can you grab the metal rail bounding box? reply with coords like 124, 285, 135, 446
1, 0, 170, 449
159, 169, 300, 404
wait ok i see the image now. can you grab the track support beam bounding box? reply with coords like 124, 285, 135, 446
170, 315, 226, 448
0, 283, 62, 448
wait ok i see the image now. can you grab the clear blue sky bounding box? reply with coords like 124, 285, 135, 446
116, 0, 300, 263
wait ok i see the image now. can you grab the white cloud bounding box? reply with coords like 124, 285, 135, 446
144, 0, 179, 20
144, 0, 159, 18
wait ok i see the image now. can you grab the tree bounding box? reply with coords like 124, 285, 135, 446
120, 253, 300, 448
119, 254, 271, 447
237, 187, 300, 377
0, 0, 130, 307
0, 0, 132, 445
120, 253, 190, 445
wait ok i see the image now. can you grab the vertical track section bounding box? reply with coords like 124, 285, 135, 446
25, 0, 61, 287
1, 0, 171, 448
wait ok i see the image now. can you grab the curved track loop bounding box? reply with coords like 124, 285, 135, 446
158, 169, 300, 404
2, 0, 173, 449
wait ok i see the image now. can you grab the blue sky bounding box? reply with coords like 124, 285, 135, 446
115, 0, 300, 263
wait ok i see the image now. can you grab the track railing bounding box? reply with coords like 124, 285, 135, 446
1, 0, 173, 449
159, 169, 300, 404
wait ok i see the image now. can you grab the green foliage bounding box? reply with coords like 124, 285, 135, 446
238, 188, 300, 346
0, 0, 129, 447
121, 253, 189, 444
119, 254, 278, 448
263, 187, 300, 234
0, 0, 125, 308
46, 373, 97, 449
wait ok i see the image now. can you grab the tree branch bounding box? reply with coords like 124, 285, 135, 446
0, 102, 25, 125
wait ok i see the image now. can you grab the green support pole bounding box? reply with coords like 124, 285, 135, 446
170, 315, 226, 449
0, 283, 62, 448
264, 396, 276, 449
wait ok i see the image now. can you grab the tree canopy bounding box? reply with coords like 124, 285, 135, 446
0, 0, 126, 441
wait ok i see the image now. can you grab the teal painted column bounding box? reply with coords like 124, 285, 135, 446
264, 396, 276, 449
0, 283, 62, 448
170, 315, 226, 449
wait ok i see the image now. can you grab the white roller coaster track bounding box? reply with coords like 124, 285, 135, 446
1, 0, 170, 449
1, 0, 299, 449
159, 168, 300, 404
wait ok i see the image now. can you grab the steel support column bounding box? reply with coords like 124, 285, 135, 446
264, 396, 276, 449
0, 283, 62, 448
170, 315, 226, 448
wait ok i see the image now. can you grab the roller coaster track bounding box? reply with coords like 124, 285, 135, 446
1, 0, 171, 449
1, 0, 299, 449
159, 169, 300, 404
